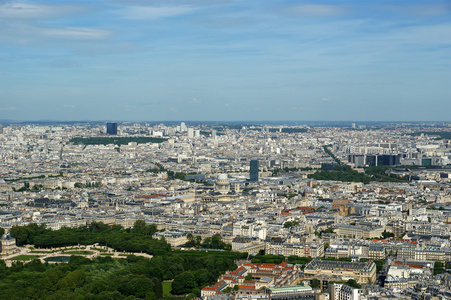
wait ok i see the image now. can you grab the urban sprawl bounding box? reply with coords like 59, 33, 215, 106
1, 122, 451, 300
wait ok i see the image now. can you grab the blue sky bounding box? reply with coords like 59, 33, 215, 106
0, 0, 450, 122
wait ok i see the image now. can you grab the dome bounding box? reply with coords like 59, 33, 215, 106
218, 174, 228, 180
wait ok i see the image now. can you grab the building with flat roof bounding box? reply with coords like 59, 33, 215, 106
304, 258, 377, 285
250, 160, 259, 182
106, 122, 118, 135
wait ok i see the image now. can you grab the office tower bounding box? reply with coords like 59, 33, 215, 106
250, 160, 259, 182
180, 122, 187, 132
106, 122, 118, 135
187, 128, 194, 138
194, 130, 200, 138
0, 125, 3, 134
211, 130, 217, 139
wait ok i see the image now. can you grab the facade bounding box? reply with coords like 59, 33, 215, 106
0, 233, 17, 255
304, 258, 377, 285
106, 122, 118, 135
335, 224, 384, 239
269, 286, 314, 300
398, 246, 446, 263
330, 284, 358, 300
250, 160, 259, 182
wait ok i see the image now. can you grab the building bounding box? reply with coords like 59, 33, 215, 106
106, 122, 118, 135
0, 233, 17, 255
250, 160, 259, 182
335, 224, 384, 239
330, 284, 358, 300
304, 258, 377, 285
269, 285, 315, 300
187, 128, 194, 138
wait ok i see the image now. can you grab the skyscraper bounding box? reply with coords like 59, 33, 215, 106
106, 122, 118, 135
250, 160, 259, 182
187, 128, 194, 138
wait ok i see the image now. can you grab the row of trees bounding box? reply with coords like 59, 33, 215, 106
185, 234, 231, 250
0, 255, 164, 299
283, 221, 300, 228
309, 164, 410, 184
5, 221, 248, 298
10, 221, 170, 255
69, 137, 167, 146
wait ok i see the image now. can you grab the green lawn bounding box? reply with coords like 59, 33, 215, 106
92, 247, 107, 252
162, 281, 172, 296
63, 251, 93, 255
11, 255, 38, 261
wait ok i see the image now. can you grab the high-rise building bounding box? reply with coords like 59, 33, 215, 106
0, 125, 3, 134
211, 130, 217, 140
187, 128, 194, 138
250, 160, 259, 182
106, 122, 118, 135
330, 284, 359, 300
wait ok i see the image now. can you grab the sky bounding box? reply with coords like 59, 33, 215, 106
0, 0, 450, 122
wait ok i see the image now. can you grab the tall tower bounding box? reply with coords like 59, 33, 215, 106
187, 128, 194, 138
250, 160, 259, 182
106, 122, 118, 135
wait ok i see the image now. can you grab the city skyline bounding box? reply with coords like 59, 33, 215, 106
1, 0, 450, 122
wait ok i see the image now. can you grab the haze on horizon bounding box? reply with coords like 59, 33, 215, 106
0, 0, 450, 122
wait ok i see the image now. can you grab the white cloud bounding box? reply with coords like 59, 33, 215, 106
289, 4, 347, 17
37, 27, 112, 40
386, 3, 451, 17
0, 22, 112, 43
121, 5, 195, 20
0, 2, 85, 19
0, 2, 111, 44
191, 97, 202, 104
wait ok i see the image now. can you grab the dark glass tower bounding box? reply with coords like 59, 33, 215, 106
106, 122, 118, 135
250, 160, 259, 182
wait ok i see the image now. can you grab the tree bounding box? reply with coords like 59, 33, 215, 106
171, 272, 197, 295
311, 278, 320, 288
434, 261, 444, 275
283, 221, 299, 228
233, 285, 239, 291
187, 233, 194, 245
195, 236, 202, 247
324, 243, 330, 251
133, 220, 146, 234
0, 227, 5, 237
382, 231, 394, 239
346, 279, 361, 289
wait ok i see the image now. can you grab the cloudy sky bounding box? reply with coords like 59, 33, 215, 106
0, 0, 450, 122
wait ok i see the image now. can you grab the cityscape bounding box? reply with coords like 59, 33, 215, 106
0, 121, 450, 299
1, 0, 450, 299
